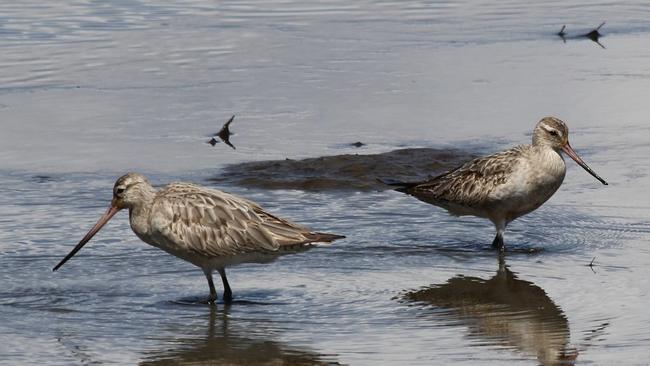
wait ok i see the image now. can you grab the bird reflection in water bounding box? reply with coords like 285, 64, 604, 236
140, 306, 340, 366
404, 255, 578, 365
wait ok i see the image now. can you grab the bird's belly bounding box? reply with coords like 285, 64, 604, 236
195, 245, 315, 270
133, 231, 203, 267
135, 231, 286, 270
489, 170, 564, 221
203, 252, 280, 269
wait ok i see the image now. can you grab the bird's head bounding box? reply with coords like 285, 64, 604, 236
533, 117, 607, 185
532, 116, 569, 149
53, 172, 153, 271
111, 172, 152, 210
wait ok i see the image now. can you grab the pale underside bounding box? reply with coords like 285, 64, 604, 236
130, 183, 335, 270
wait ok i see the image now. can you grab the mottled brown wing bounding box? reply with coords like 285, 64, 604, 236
148, 184, 326, 258
406, 146, 526, 207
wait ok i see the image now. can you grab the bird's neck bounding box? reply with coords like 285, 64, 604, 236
128, 186, 157, 236
534, 144, 566, 178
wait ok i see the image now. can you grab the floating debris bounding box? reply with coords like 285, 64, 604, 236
583, 21, 606, 49
557, 22, 606, 49
31, 175, 57, 183
207, 115, 236, 150
558, 25, 567, 42
350, 141, 366, 148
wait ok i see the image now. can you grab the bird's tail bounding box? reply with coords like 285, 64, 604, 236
376, 178, 421, 193
278, 232, 345, 251
306, 232, 346, 243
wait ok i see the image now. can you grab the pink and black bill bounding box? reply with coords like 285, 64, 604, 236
561, 143, 608, 185
53, 204, 120, 271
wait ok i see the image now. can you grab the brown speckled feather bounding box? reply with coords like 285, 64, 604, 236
402, 145, 529, 208
148, 183, 341, 258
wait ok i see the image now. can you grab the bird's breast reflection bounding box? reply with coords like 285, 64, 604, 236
139, 306, 340, 366
404, 256, 578, 366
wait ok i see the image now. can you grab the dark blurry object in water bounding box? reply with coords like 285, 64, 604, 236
350, 141, 365, 148
557, 22, 606, 49
210, 148, 477, 191
583, 22, 606, 49
140, 307, 341, 366
404, 255, 578, 366
558, 25, 567, 42
207, 115, 236, 150
31, 175, 56, 183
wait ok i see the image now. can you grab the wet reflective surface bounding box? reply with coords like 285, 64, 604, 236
405, 256, 578, 365
139, 306, 341, 366
2, 0, 650, 365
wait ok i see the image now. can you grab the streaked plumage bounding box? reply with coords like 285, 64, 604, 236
54, 173, 344, 303
389, 117, 607, 250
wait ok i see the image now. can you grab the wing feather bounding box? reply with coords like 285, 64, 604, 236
148, 183, 330, 259
405, 145, 528, 207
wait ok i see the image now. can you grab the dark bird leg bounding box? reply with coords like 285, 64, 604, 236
491, 220, 506, 251
204, 269, 218, 303
492, 232, 504, 251
218, 268, 233, 304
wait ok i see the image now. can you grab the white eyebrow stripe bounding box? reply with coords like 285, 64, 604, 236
541, 123, 563, 136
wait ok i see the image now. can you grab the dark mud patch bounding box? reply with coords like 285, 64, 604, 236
210, 148, 478, 191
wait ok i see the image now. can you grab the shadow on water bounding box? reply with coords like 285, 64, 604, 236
139, 306, 341, 366
403, 255, 577, 366
169, 295, 281, 307
209, 148, 477, 191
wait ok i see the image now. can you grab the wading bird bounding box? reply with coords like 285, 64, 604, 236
387, 117, 607, 250
53, 173, 344, 303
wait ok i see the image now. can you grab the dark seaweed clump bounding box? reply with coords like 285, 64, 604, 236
210, 148, 477, 191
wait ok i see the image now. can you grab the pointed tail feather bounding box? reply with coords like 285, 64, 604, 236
279, 232, 345, 250
376, 178, 421, 193
306, 232, 346, 243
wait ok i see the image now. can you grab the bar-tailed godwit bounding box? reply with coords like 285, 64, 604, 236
388, 117, 607, 250
53, 173, 344, 303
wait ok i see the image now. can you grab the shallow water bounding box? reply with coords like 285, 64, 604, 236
2, 1, 650, 365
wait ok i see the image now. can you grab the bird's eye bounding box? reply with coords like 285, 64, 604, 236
548, 130, 559, 136
115, 187, 125, 195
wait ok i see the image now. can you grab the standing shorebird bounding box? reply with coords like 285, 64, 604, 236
53, 173, 344, 303
387, 117, 607, 250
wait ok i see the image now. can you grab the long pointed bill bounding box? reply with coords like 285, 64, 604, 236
53, 204, 120, 271
561, 143, 608, 185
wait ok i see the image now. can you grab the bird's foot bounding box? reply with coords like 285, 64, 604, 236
205, 295, 218, 305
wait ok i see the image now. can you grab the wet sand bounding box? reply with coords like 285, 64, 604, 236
210, 148, 477, 191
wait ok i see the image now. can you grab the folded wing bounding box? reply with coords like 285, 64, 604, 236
149, 184, 342, 258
